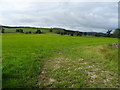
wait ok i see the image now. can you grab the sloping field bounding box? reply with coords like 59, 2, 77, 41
2, 33, 118, 88
3, 27, 63, 33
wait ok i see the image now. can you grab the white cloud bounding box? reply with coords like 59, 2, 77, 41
0, 0, 118, 32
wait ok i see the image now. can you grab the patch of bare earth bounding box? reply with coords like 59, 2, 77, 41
38, 57, 118, 88
38, 57, 71, 87
82, 62, 118, 87
38, 62, 56, 87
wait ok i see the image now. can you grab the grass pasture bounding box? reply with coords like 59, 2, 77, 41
4, 27, 63, 34
2, 33, 118, 88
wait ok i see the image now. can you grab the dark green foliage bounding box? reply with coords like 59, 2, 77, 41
70, 33, 74, 36
56, 31, 61, 34
49, 29, 53, 32
76, 32, 83, 36
16, 29, 24, 33
60, 32, 64, 35
106, 30, 112, 37
20, 29, 24, 33
2, 28, 5, 33
113, 28, 120, 38
83, 32, 87, 36
16, 29, 19, 32
29, 31, 32, 34
36, 29, 42, 34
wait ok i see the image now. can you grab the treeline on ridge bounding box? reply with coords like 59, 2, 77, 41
0, 26, 120, 38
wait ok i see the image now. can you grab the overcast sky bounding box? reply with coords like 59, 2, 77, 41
0, 0, 119, 32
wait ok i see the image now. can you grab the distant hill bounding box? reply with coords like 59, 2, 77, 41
1, 25, 110, 37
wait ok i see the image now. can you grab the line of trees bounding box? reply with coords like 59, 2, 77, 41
53, 28, 120, 38
1, 27, 120, 38
15, 28, 120, 38
16, 29, 43, 34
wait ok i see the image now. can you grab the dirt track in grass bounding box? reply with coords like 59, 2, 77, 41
38, 57, 118, 88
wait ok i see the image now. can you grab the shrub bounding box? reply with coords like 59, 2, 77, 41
36, 29, 42, 34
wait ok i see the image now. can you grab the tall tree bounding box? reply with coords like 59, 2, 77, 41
106, 30, 112, 37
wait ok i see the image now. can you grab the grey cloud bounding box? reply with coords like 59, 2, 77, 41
0, 1, 118, 32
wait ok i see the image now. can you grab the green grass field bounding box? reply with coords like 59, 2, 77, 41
4, 27, 63, 34
2, 33, 118, 88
